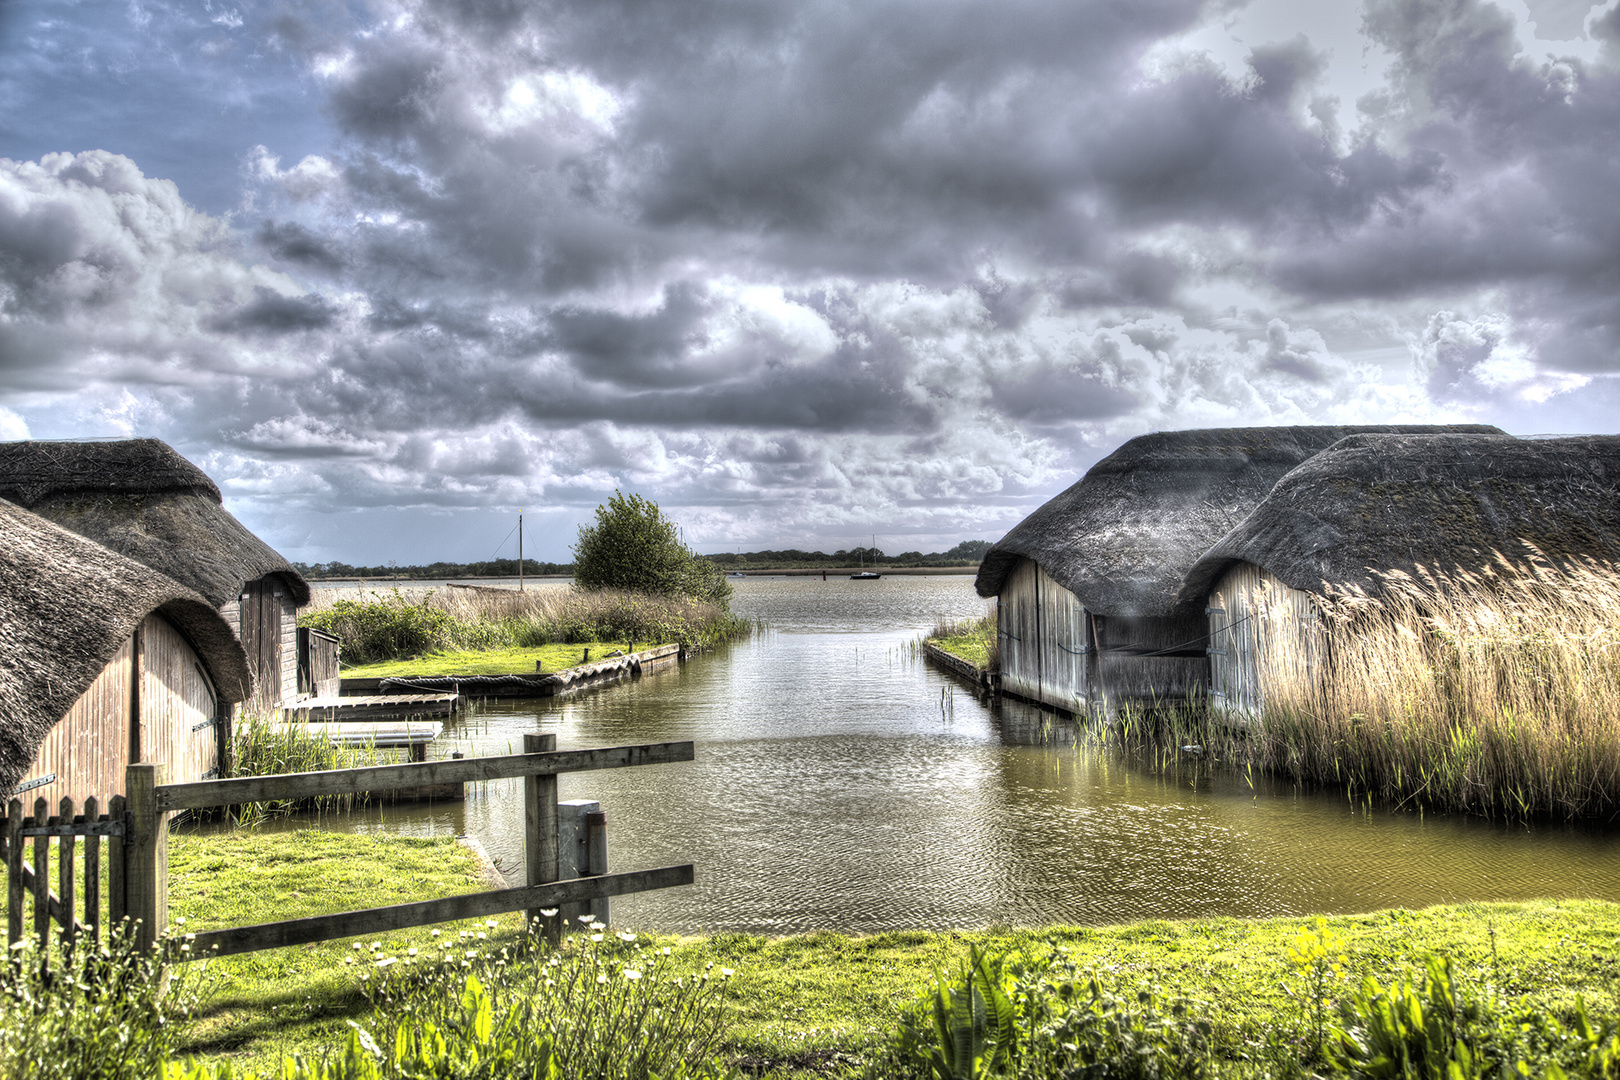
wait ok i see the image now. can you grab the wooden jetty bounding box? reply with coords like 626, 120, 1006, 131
283, 692, 458, 721
922, 641, 998, 693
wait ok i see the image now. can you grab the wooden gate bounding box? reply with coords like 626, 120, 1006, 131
2, 795, 127, 971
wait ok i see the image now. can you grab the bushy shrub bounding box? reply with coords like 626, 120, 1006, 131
573, 492, 732, 609
0, 920, 211, 1080
299, 593, 459, 664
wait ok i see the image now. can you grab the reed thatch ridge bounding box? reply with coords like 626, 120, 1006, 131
1177, 433, 1620, 603
0, 498, 251, 798
0, 438, 310, 608
974, 424, 1508, 617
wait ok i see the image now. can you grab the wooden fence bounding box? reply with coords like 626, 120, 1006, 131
3, 794, 127, 973
4, 735, 694, 961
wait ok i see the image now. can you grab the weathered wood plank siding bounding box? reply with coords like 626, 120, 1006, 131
12, 639, 133, 805
238, 576, 297, 710
996, 557, 1089, 712
1092, 613, 1208, 712
138, 614, 220, 785
1207, 562, 1322, 719
298, 627, 342, 699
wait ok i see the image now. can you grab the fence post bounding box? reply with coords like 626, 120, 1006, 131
125, 763, 169, 954
523, 733, 558, 941
5, 799, 21, 947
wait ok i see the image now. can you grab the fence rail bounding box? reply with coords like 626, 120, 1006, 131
4, 737, 695, 963
154, 741, 694, 811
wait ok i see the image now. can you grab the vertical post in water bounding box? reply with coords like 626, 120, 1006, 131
125, 763, 168, 954
585, 808, 610, 927
523, 732, 557, 940
556, 799, 596, 929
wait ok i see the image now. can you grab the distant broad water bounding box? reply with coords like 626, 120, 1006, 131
307, 575, 1620, 934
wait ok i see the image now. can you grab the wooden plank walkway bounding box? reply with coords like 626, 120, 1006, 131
282, 693, 457, 721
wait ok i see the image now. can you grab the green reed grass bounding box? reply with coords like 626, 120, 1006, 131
300, 586, 749, 665
222, 713, 382, 826
923, 607, 998, 671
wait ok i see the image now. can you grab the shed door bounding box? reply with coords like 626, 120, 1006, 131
239, 579, 282, 710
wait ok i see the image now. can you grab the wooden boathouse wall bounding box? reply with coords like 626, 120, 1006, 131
1205, 561, 1323, 719
997, 558, 1089, 712
997, 555, 1212, 715
1091, 612, 1209, 713
222, 576, 298, 711
14, 613, 224, 807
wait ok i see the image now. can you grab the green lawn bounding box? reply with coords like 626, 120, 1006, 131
167, 828, 1620, 1078
340, 640, 664, 678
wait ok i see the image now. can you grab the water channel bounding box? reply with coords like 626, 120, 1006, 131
313, 575, 1620, 935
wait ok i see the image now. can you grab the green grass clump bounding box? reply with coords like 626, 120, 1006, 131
340, 641, 642, 679
924, 610, 998, 671
0, 920, 213, 1080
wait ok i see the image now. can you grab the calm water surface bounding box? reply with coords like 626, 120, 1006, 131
317, 576, 1620, 934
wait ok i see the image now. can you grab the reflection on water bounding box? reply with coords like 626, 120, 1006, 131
297, 576, 1620, 934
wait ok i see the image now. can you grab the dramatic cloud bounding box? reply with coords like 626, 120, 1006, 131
1, 0, 1617, 561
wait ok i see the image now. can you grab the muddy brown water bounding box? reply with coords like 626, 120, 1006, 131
287, 576, 1620, 935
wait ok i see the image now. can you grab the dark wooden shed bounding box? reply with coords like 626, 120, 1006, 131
0, 499, 252, 805
1177, 433, 1620, 718
0, 439, 311, 713
975, 424, 1505, 716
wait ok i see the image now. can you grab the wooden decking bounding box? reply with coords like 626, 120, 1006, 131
282, 693, 458, 721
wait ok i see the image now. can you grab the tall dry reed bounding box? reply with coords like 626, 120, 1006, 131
1232, 554, 1620, 821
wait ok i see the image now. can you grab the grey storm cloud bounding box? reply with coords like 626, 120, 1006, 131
4, 0, 1620, 560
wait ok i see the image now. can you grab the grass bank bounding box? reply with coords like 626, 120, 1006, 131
922, 609, 997, 672
339, 640, 650, 679
299, 585, 748, 666
1196, 557, 1620, 823
166, 830, 1620, 1078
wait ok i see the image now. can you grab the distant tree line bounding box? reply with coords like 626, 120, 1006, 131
292, 557, 574, 580
293, 539, 992, 580
704, 539, 992, 569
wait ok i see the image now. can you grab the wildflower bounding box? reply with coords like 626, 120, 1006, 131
476, 932, 487, 941
597, 974, 608, 984
661, 947, 671, 956
541, 909, 559, 918
721, 968, 734, 977
485, 919, 497, 929
617, 931, 637, 942
591, 934, 604, 943
431, 929, 442, 938
406, 948, 417, 957
623, 969, 642, 981
577, 915, 594, 924
375, 957, 397, 969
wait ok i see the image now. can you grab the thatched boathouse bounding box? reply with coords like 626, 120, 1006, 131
974, 424, 1505, 715
0, 439, 311, 711
1, 499, 251, 805
1176, 433, 1620, 718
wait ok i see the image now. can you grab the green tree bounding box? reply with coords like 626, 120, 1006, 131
573, 492, 732, 608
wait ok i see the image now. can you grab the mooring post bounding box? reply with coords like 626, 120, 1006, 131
585, 808, 609, 927
556, 799, 601, 928
523, 733, 559, 942
124, 763, 169, 954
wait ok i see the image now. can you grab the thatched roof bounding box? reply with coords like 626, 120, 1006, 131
1177, 434, 1620, 602
975, 425, 1508, 616
0, 498, 251, 798
0, 439, 310, 608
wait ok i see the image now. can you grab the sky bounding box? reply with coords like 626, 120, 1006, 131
1, 0, 1618, 565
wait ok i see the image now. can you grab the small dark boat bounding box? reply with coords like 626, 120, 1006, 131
849, 571, 882, 580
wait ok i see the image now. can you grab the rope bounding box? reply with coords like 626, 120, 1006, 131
1054, 641, 1090, 656
1107, 611, 1255, 658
